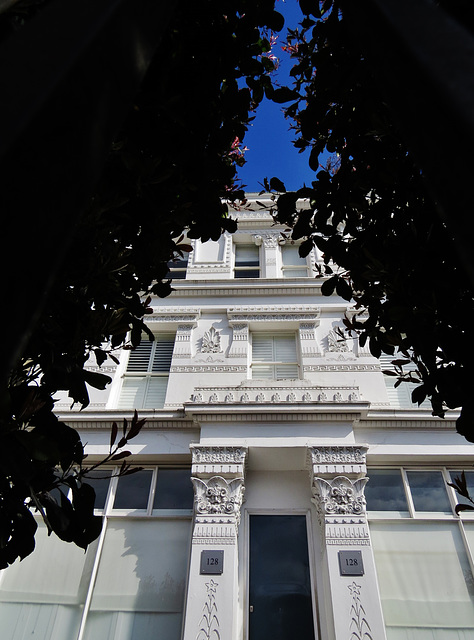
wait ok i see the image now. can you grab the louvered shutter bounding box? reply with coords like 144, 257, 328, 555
281, 245, 308, 277
252, 333, 298, 379
379, 354, 428, 408
274, 335, 299, 379
251, 334, 274, 378
119, 335, 174, 409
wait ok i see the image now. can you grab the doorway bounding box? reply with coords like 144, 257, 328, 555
248, 514, 316, 640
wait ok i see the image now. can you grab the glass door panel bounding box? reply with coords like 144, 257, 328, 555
249, 515, 315, 640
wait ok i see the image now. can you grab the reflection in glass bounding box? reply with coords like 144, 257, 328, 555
83, 519, 191, 640
407, 471, 451, 512
449, 470, 474, 509
154, 469, 193, 509
249, 515, 315, 640
114, 470, 153, 510
365, 469, 408, 511
0, 523, 98, 640
83, 470, 111, 510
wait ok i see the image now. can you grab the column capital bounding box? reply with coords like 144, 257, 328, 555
307, 444, 368, 478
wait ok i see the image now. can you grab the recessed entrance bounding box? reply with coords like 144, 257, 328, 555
248, 515, 315, 640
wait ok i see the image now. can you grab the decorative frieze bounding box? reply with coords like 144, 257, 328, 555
227, 305, 321, 324
146, 307, 201, 323
308, 445, 368, 477
192, 446, 247, 465
188, 384, 363, 406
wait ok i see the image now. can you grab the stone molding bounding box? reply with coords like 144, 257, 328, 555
227, 305, 321, 324
189, 384, 362, 406
147, 308, 201, 323
308, 445, 368, 477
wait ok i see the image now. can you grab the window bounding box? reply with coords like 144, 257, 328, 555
281, 244, 309, 277
234, 244, 260, 278
379, 354, 430, 409
251, 333, 299, 379
0, 467, 193, 640
118, 335, 174, 409
166, 254, 188, 279
367, 467, 474, 639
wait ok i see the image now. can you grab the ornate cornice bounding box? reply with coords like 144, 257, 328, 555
227, 304, 320, 324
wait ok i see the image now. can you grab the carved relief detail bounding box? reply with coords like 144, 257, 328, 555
327, 328, 349, 352
192, 446, 247, 465
192, 476, 245, 525
253, 232, 280, 248
348, 582, 374, 640
201, 327, 222, 354
196, 579, 220, 640
312, 476, 368, 517
310, 446, 367, 466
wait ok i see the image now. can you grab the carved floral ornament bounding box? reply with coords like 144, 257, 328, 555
312, 476, 368, 516
201, 327, 222, 354
192, 476, 245, 522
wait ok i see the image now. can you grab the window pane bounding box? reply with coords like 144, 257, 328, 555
235, 245, 259, 278
0, 522, 98, 640
407, 471, 451, 512
154, 469, 193, 509
370, 522, 474, 635
449, 470, 474, 510
143, 377, 169, 408
365, 469, 408, 512
83, 470, 111, 510
113, 470, 153, 510
84, 519, 191, 640
151, 337, 174, 372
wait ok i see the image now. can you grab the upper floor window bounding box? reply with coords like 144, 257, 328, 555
234, 244, 260, 278
251, 333, 299, 379
167, 254, 188, 279
118, 334, 174, 409
281, 244, 309, 277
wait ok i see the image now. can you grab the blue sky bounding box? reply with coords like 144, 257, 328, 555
236, 0, 317, 193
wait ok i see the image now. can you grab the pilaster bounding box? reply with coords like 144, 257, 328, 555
307, 445, 387, 640
182, 446, 248, 640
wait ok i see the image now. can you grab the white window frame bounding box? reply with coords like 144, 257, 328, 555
233, 243, 261, 278
118, 334, 175, 409
280, 243, 310, 278
250, 331, 300, 380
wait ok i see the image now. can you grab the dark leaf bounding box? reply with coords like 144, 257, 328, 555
271, 87, 300, 104
321, 275, 338, 296
270, 177, 286, 193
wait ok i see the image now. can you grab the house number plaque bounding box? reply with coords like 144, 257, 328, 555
200, 550, 224, 575
338, 550, 364, 576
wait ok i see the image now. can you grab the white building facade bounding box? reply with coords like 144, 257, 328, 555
1, 196, 474, 640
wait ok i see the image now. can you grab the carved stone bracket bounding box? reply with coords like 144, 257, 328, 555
308, 445, 368, 477
190, 446, 248, 533
308, 446, 370, 547
192, 476, 245, 524
311, 476, 368, 517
